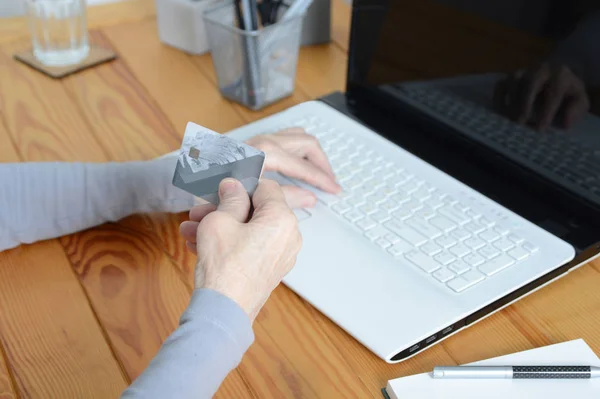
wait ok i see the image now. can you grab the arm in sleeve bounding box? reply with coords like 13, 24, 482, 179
0, 155, 195, 252
120, 289, 255, 399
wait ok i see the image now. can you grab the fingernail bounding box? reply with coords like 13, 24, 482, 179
305, 194, 317, 207
219, 178, 238, 195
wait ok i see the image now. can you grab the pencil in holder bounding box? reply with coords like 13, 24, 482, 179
203, 0, 304, 111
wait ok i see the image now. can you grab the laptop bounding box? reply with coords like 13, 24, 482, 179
223, 0, 600, 363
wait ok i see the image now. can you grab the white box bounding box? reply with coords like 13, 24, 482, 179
155, 0, 222, 55
155, 0, 331, 55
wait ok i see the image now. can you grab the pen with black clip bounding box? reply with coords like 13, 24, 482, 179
433, 366, 600, 379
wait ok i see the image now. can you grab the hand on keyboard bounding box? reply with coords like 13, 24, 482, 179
245, 129, 342, 208
272, 114, 542, 294
493, 63, 589, 130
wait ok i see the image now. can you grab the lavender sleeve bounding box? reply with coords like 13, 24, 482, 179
0, 155, 194, 253
121, 289, 254, 399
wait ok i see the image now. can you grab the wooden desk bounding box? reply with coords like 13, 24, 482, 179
0, 0, 598, 397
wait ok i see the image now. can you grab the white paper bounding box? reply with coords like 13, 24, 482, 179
387, 340, 600, 399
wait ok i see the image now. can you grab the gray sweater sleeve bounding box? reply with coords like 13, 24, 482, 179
0, 155, 195, 252
120, 289, 255, 399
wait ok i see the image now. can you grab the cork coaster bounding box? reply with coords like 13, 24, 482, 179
13, 46, 117, 79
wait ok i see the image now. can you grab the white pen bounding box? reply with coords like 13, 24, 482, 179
433, 365, 600, 379
280, 0, 313, 21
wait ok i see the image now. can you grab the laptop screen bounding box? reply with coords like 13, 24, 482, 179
347, 0, 595, 95
346, 0, 600, 210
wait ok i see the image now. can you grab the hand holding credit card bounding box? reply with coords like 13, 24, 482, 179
172, 122, 265, 204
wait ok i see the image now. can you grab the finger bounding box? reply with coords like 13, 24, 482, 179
538, 69, 571, 130
272, 132, 336, 178
274, 127, 307, 135
180, 221, 200, 243
217, 178, 252, 222
507, 71, 524, 119
266, 147, 341, 193
281, 185, 317, 209
493, 77, 510, 113
250, 179, 289, 217
518, 65, 551, 124
185, 241, 197, 255
189, 203, 217, 222
563, 92, 590, 129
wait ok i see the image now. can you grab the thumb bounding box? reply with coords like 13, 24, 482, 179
217, 178, 251, 222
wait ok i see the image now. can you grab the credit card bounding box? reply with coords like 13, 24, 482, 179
172, 122, 265, 204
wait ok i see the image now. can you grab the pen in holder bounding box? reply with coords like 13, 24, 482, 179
203, 0, 304, 110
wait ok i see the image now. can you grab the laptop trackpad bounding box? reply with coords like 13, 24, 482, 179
293, 208, 312, 222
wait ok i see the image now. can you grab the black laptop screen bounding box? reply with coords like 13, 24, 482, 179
347, 0, 595, 96
345, 0, 600, 212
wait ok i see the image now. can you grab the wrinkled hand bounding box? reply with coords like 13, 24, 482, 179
179, 178, 302, 321
494, 63, 590, 130
244, 128, 341, 208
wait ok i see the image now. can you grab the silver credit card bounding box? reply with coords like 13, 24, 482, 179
172, 122, 265, 204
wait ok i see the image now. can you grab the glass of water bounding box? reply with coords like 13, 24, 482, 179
26, 0, 89, 67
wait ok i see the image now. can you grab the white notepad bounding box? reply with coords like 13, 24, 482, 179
385, 340, 600, 399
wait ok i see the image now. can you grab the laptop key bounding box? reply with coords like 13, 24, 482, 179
345, 209, 364, 222
479, 229, 500, 242
493, 237, 514, 251
376, 238, 392, 249
433, 267, 455, 283
450, 228, 471, 241
439, 206, 470, 224
384, 221, 428, 246
359, 202, 378, 215
356, 217, 376, 231
435, 235, 457, 248
430, 216, 456, 232
508, 234, 524, 244
449, 243, 470, 258
522, 241, 539, 253
373, 210, 392, 223
384, 233, 401, 244
465, 221, 486, 234
406, 250, 441, 273
464, 253, 486, 266
464, 237, 486, 250
478, 244, 501, 259
406, 218, 442, 239
478, 255, 515, 276
421, 242, 443, 256
433, 251, 455, 265
508, 246, 529, 260
364, 225, 389, 241
332, 202, 351, 214
388, 239, 413, 256
380, 199, 400, 212
392, 208, 412, 221
448, 260, 470, 275
447, 270, 485, 292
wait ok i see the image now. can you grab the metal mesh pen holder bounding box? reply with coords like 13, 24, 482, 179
203, 1, 304, 110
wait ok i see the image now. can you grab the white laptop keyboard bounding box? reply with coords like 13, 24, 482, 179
272, 115, 540, 294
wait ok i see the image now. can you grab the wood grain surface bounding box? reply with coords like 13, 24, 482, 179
0, 0, 599, 398
0, 242, 128, 398
0, 342, 15, 399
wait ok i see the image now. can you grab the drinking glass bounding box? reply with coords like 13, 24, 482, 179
26, 0, 89, 67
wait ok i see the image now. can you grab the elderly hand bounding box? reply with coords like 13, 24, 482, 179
244, 128, 341, 209
494, 63, 590, 130
179, 178, 302, 321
